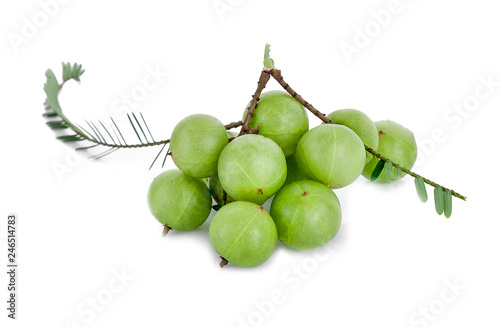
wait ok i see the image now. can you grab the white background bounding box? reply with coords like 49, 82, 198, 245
1, 0, 499, 326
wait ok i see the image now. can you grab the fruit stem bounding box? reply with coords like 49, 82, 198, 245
219, 257, 229, 268
364, 146, 466, 201
238, 70, 272, 136
269, 69, 467, 201
162, 225, 172, 236
225, 120, 243, 130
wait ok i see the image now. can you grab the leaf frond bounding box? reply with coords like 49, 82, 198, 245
42, 63, 170, 166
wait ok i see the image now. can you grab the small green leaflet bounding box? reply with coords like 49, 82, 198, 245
384, 161, 393, 182
394, 166, 402, 179
434, 186, 444, 215
370, 160, 385, 181
62, 62, 85, 82
263, 44, 275, 70
444, 190, 452, 218
414, 177, 428, 202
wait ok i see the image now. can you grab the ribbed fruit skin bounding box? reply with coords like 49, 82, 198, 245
170, 114, 228, 178
217, 134, 286, 205
209, 201, 278, 267
147, 169, 212, 230
362, 120, 417, 183
270, 180, 342, 250
244, 90, 309, 157
326, 109, 379, 163
295, 124, 366, 189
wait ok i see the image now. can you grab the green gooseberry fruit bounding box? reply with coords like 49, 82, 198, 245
243, 90, 309, 157
208, 175, 235, 205
283, 153, 306, 187
147, 169, 212, 233
170, 114, 228, 178
295, 124, 366, 189
326, 109, 379, 163
270, 180, 342, 250
362, 120, 417, 182
218, 134, 286, 205
209, 201, 278, 267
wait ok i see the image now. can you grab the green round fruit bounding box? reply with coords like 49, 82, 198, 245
244, 90, 309, 157
218, 134, 286, 205
362, 120, 417, 182
209, 201, 278, 267
283, 154, 306, 187
208, 175, 235, 205
270, 180, 342, 250
147, 170, 212, 231
170, 114, 228, 178
295, 124, 366, 189
326, 109, 379, 163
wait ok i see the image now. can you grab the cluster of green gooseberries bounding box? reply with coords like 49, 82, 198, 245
147, 90, 418, 267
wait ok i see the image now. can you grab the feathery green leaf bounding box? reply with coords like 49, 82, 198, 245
46, 121, 68, 129
141, 113, 155, 142
149, 143, 167, 170
99, 121, 116, 145
132, 112, 149, 143
127, 113, 143, 143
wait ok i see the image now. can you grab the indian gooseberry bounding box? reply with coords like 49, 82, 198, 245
362, 120, 418, 182
217, 134, 286, 205
147, 169, 212, 233
283, 153, 306, 187
208, 175, 235, 205
209, 201, 278, 267
244, 90, 309, 157
326, 109, 379, 163
270, 180, 342, 250
295, 124, 366, 189
170, 114, 228, 178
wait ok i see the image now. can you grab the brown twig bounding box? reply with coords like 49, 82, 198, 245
225, 120, 243, 130
270, 69, 467, 201
219, 257, 229, 268
162, 225, 172, 236
238, 70, 271, 136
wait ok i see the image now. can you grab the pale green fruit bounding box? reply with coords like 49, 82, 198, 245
270, 180, 342, 250
227, 131, 238, 139
362, 120, 417, 182
147, 170, 212, 231
218, 134, 286, 205
209, 201, 278, 267
244, 90, 309, 157
283, 153, 306, 187
208, 175, 235, 205
295, 124, 366, 189
170, 114, 228, 178
326, 109, 379, 162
